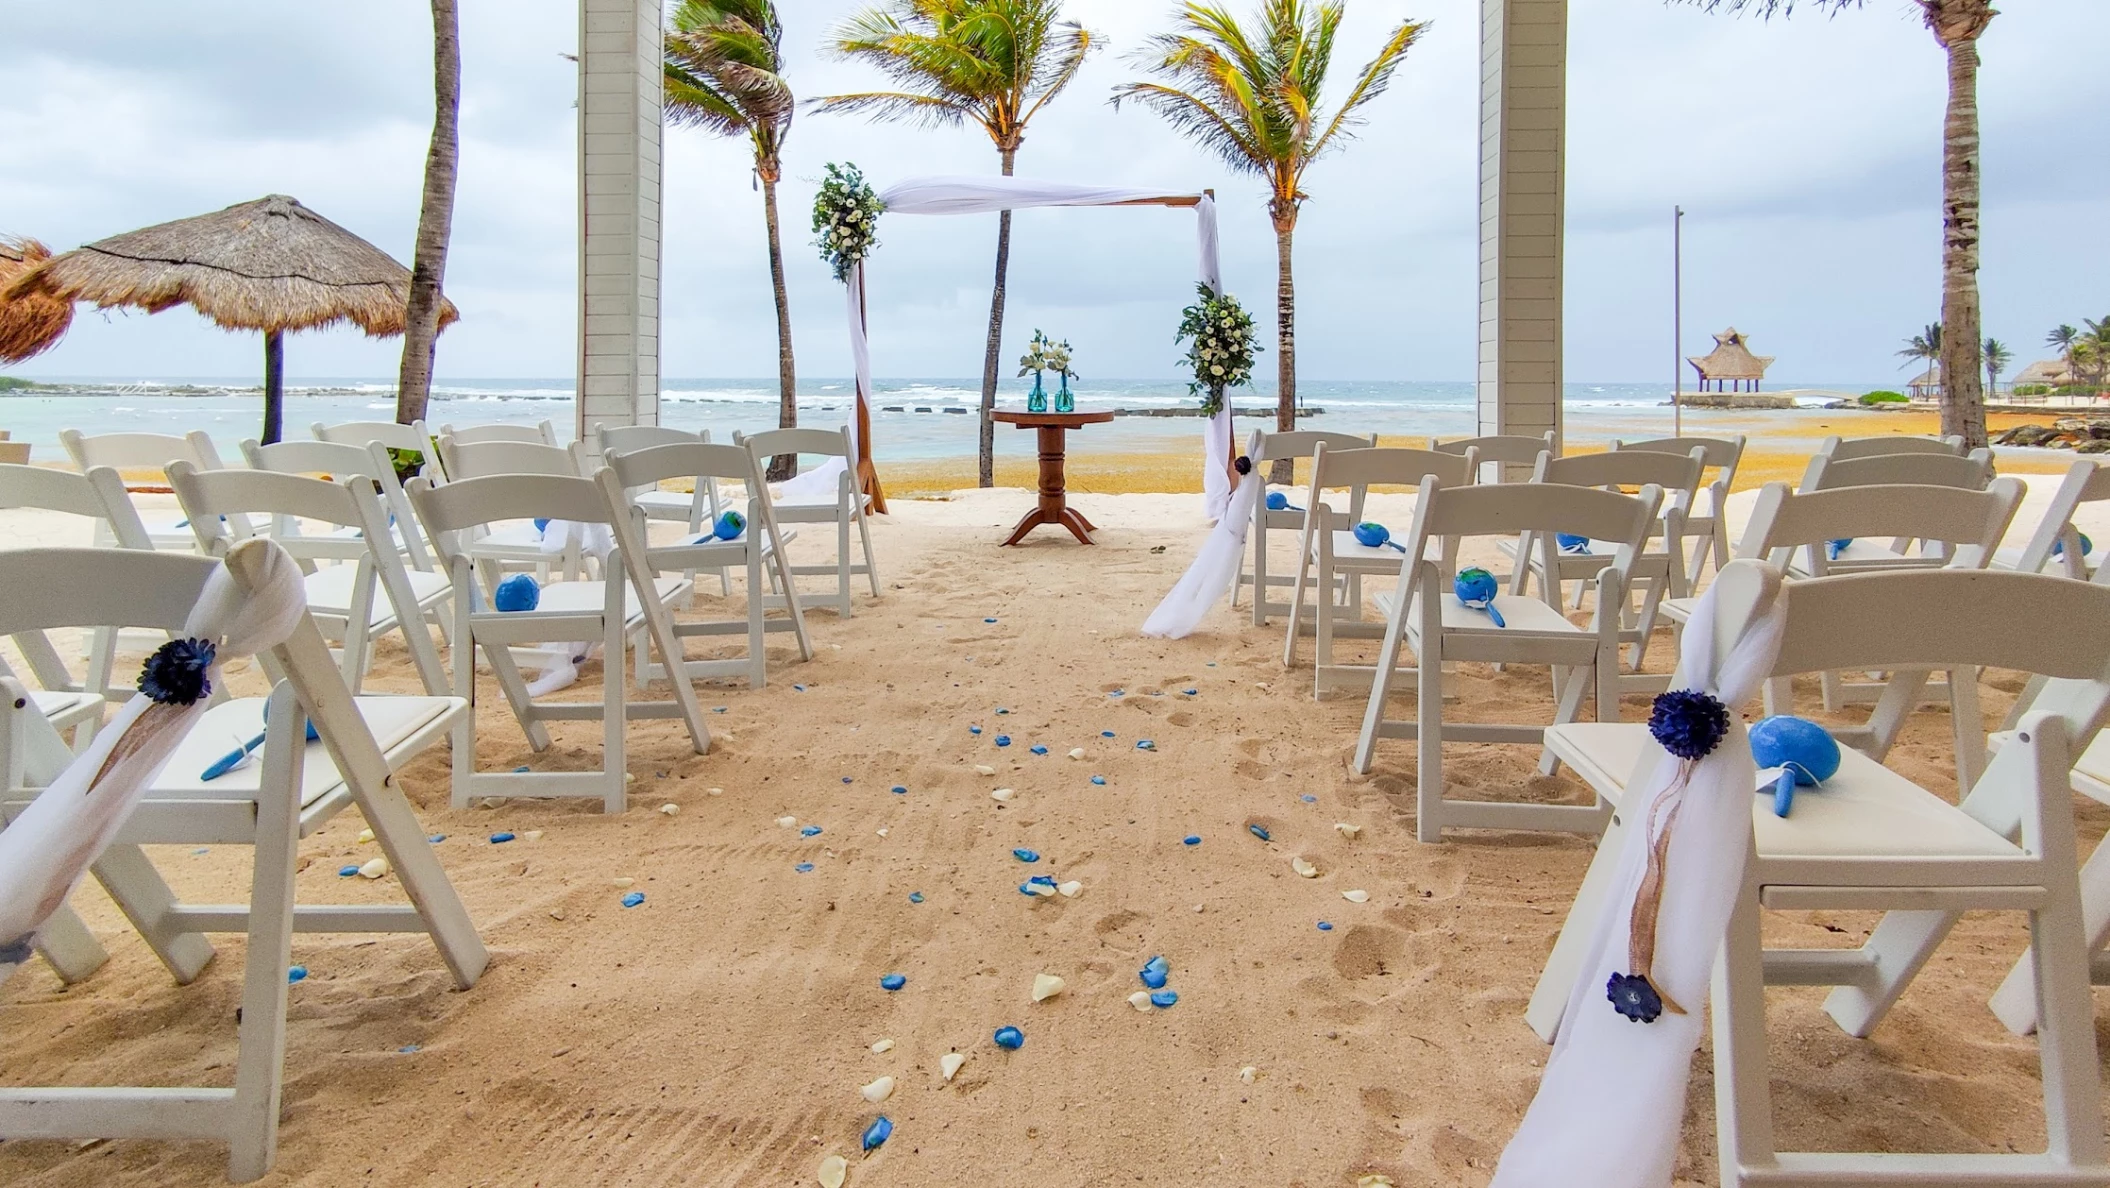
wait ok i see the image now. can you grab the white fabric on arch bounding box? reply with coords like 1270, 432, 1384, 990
1141, 469, 1260, 639
0, 543, 309, 987
1491, 568, 1789, 1188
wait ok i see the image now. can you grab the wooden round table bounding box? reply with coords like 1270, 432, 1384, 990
991, 408, 1115, 545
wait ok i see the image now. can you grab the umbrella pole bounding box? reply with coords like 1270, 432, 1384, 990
262, 330, 284, 444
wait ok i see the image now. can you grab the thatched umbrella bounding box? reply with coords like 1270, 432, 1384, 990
0, 237, 75, 365
2, 195, 458, 441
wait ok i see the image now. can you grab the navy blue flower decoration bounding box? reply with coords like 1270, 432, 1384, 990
1234, 455, 1253, 476
139, 638, 216, 706
1648, 689, 1729, 761
1606, 972, 1663, 1023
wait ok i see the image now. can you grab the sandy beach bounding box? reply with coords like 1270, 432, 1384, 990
4, 445, 2107, 1186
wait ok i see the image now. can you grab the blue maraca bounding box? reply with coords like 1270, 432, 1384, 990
1352, 522, 1407, 553
2053, 532, 2094, 558
493, 572, 541, 612
1266, 491, 1304, 513
533, 517, 551, 534
1749, 715, 1840, 816
1826, 538, 1852, 561
1555, 533, 1592, 554
712, 509, 747, 541
1454, 567, 1505, 627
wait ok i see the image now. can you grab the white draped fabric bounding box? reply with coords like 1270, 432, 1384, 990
1140, 470, 1261, 639
1491, 568, 1789, 1188
0, 544, 309, 986
842, 175, 1222, 502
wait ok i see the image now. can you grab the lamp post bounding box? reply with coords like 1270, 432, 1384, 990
1673, 205, 1684, 437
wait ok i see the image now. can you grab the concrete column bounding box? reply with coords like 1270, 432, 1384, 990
1477, 0, 1565, 450
577, 0, 663, 439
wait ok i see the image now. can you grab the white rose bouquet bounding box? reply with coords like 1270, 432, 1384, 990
1175, 285, 1259, 417
812, 162, 886, 282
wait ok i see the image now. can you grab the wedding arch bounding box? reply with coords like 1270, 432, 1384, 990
817, 175, 1237, 519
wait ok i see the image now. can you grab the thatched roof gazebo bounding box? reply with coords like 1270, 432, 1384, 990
1, 195, 457, 441
0, 238, 76, 365
1908, 363, 1941, 400
1686, 327, 1776, 393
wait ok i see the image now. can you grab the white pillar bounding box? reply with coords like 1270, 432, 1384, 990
577, 0, 663, 439
1477, 0, 1565, 451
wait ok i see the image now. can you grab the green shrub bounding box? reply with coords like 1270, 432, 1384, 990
0, 376, 37, 392
1858, 389, 1908, 405
2055, 384, 2102, 398
2014, 383, 2053, 397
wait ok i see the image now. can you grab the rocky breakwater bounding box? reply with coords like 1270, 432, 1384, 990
1993, 418, 2110, 453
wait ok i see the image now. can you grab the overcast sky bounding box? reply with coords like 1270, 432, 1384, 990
5, 0, 2104, 385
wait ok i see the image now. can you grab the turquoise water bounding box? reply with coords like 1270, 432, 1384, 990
0, 376, 1868, 465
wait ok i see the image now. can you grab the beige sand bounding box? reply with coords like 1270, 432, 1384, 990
2, 486, 2105, 1187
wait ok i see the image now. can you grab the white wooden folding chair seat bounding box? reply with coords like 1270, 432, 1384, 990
1281, 444, 1477, 697
438, 419, 559, 447
59, 429, 236, 552
1610, 434, 1745, 576
0, 462, 157, 713
1351, 477, 1663, 841
1527, 563, 2110, 1186
168, 463, 451, 697
739, 426, 879, 617
1819, 432, 1966, 460
1234, 428, 1379, 624
409, 472, 709, 811
1430, 430, 1557, 484
0, 542, 485, 1182
600, 442, 812, 689
1988, 459, 2109, 578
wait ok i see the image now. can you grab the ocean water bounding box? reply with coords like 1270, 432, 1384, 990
0, 376, 1866, 465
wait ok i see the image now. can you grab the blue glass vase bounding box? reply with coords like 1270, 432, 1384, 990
1027, 373, 1048, 413
1054, 374, 1074, 414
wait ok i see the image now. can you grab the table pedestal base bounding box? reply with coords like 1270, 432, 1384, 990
1002, 504, 1098, 546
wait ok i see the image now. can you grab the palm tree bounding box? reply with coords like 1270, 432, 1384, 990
666, 0, 801, 480
1983, 336, 2010, 394
396, 0, 460, 427
2084, 316, 2110, 388
815, 0, 1099, 489
1116, 0, 1424, 483
2047, 323, 2081, 383
1687, 0, 1994, 448
1897, 322, 1941, 370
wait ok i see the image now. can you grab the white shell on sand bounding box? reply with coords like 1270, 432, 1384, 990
357, 828, 375, 844
990, 787, 1015, 802
1027, 881, 1056, 897
1335, 822, 1361, 838
1239, 1066, 1257, 1084
1357, 1177, 1395, 1188
860, 1075, 896, 1104
612, 877, 636, 889
358, 857, 390, 880
1056, 880, 1082, 898
706, 786, 724, 796
818, 1153, 848, 1188
776, 815, 799, 828
974, 765, 996, 776
1127, 991, 1155, 1012
1291, 857, 1319, 878
1342, 889, 1370, 903
1032, 973, 1066, 1002
522, 830, 543, 843
876, 827, 889, 838
659, 803, 680, 816
940, 1052, 966, 1081
870, 1038, 894, 1054
1067, 748, 1085, 760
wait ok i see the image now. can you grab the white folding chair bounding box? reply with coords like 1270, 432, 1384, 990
738, 426, 880, 617
1500, 448, 1703, 680
1280, 444, 1477, 696
434, 436, 593, 585
1351, 477, 1664, 841
1531, 563, 2110, 1186
311, 417, 433, 465
1430, 430, 1557, 484
1990, 458, 2110, 578
0, 462, 156, 717
438, 419, 559, 447
596, 423, 726, 531
409, 472, 709, 811
1819, 432, 1966, 460
0, 541, 486, 1182
1789, 447, 1997, 573
599, 442, 811, 689
169, 462, 452, 697
1234, 428, 1378, 625
243, 436, 439, 573
1610, 434, 1745, 576
59, 428, 236, 552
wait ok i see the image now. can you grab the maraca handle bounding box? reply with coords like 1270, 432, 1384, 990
1771, 768, 1798, 817
1484, 602, 1505, 628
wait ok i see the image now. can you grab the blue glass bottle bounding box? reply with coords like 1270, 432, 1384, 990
1027, 371, 1048, 413
1054, 372, 1074, 414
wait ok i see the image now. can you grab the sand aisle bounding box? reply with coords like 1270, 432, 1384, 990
2, 489, 2101, 1187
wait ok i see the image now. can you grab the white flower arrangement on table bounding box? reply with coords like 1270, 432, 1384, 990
812, 162, 885, 282
1017, 330, 1078, 385
1175, 285, 1259, 417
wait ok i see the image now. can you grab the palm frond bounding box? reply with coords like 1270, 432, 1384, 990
806, 90, 973, 129
1674, 0, 1864, 14
1110, 81, 1270, 178
1306, 17, 1426, 161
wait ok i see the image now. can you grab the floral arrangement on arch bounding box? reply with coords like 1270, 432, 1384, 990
812, 162, 885, 282
1176, 285, 1259, 417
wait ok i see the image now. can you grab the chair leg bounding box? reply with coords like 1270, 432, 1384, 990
226, 685, 303, 1184
1992, 825, 2110, 1034
1312, 558, 1336, 700
2026, 866, 2107, 1167
1821, 908, 1959, 1038
90, 844, 217, 983
837, 513, 854, 617
1282, 527, 1316, 668
1712, 879, 1779, 1186
748, 550, 767, 689
1525, 796, 1639, 1041
32, 904, 110, 984
604, 607, 628, 814
1415, 593, 1445, 843
856, 508, 881, 598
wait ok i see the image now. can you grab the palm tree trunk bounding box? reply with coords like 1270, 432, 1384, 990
977, 148, 1018, 489
1268, 208, 1298, 486
395, 0, 460, 428
262, 330, 284, 444
760, 160, 798, 481
1931, 0, 1991, 448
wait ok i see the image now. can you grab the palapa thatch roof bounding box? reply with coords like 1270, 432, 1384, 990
1686, 327, 1775, 382
2014, 359, 2075, 387
0, 236, 76, 364
0, 194, 457, 340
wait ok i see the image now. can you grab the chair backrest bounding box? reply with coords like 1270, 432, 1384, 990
1800, 447, 1994, 493
1611, 434, 1745, 478
1305, 445, 1474, 532
59, 429, 223, 479
1410, 478, 1662, 549
409, 473, 613, 539
241, 437, 432, 569
596, 423, 706, 456
1247, 428, 1380, 466
737, 426, 850, 463
1820, 434, 1965, 461
168, 461, 379, 563
2010, 459, 2110, 577
601, 441, 758, 493
439, 420, 558, 447
1430, 431, 1558, 468
437, 436, 581, 481
312, 419, 431, 455
0, 463, 153, 549
1535, 447, 1706, 510
1736, 478, 2023, 571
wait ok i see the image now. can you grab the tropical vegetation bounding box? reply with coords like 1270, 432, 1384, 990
395, 0, 460, 426
666, 0, 802, 478
1982, 336, 2010, 392
1116, 0, 1424, 482
815, 0, 1099, 488
1897, 322, 1941, 372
